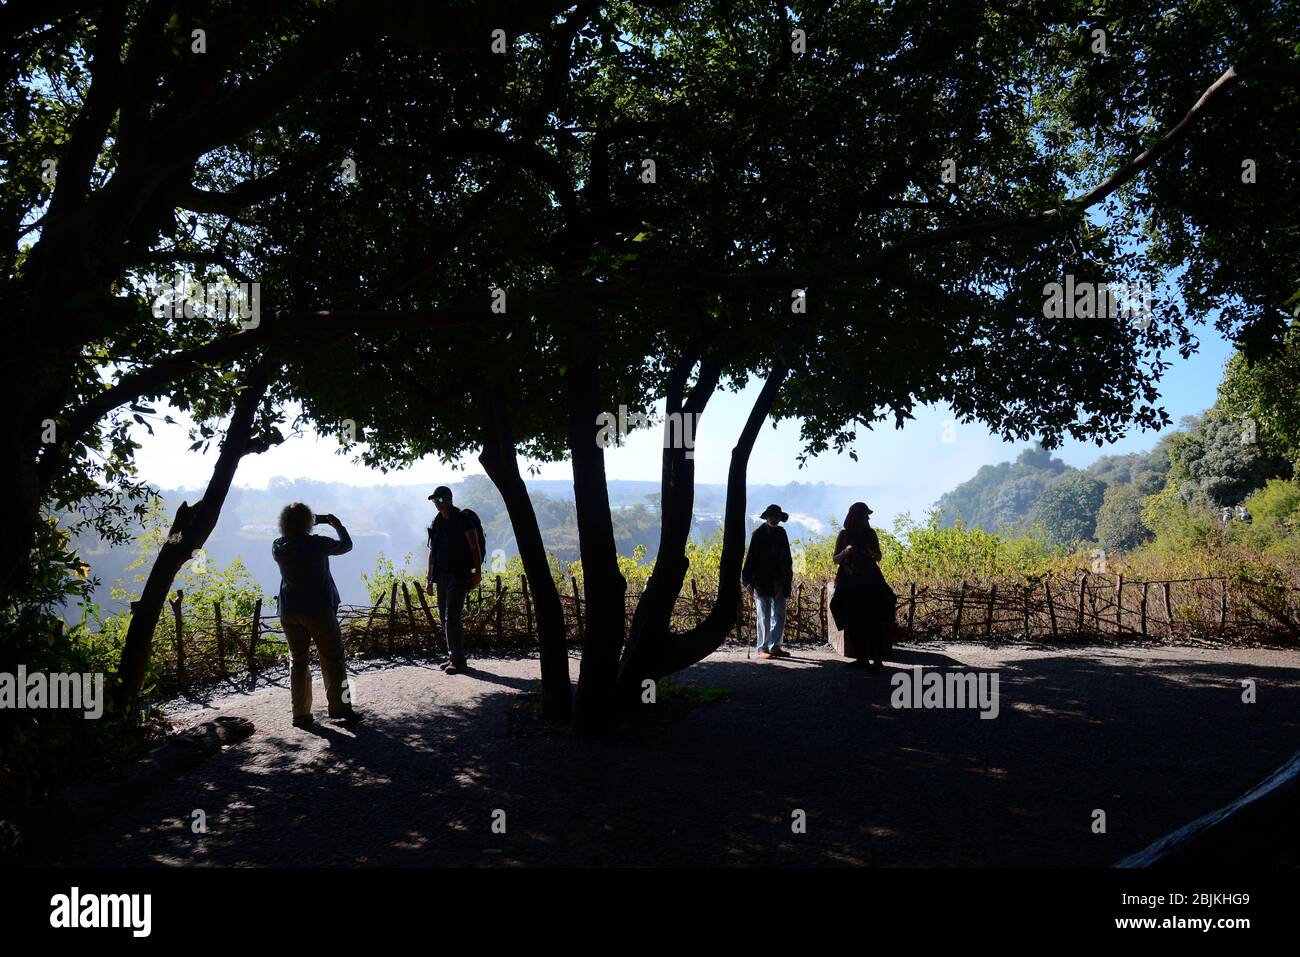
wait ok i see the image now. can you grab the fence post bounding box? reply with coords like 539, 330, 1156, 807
819, 582, 828, 641
1022, 583, 1030, 639
415, 582, 439, 651
364, 595, 383, 641
495, 574, 504, 640
521, 574, 533, 642
388, 581, 398, 655
214, 600, 226, 676
1114, 574, 1124, 634
171, 590, 186, 681
401, 580, 419, 649
1219, 578, 1229, 628
248, 598, 262, 676
906, 582, 917, 638
984, 583, 996, 637
1162, 581, 1174, 637
1140, 582, 1149, 637
690, 577, 700, 627
736, 588, 744, 643
1044, 579, 1058, 638
1076, 572, 1088, 634
571, 576, 583, 639
953, 581, 967, 640
788, 581, 800, 640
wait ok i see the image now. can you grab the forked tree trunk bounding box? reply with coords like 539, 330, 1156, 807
616, 354, 721, 698
626, 360, 789, 683
566, 356, 627, 737
114, 361, 271, 711
478, 387, 572, 722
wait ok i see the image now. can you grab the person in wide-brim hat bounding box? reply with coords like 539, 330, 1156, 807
743, 504, 793, 660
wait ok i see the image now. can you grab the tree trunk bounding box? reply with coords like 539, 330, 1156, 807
478, 387, 572, 721
627, 360, 788, 682
0, 423, 43, 602
566, 356, 626, 737
114, 361, 270, 711
616, 354, 721, 700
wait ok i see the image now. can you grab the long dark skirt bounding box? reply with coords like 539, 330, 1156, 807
833, 567, 897, 662
845, 622, 892, 662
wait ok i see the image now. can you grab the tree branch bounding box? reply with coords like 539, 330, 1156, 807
44, 1, 125, 224
134, 248, 253, 284
624, 61, 1260, 293
40, 305, 491, 485
0, 0, 101, 40
171, 174, 289, 217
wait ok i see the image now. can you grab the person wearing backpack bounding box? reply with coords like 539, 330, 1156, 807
425, 486, 483, 674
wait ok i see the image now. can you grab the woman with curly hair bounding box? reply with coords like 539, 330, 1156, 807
272, 502, 362, 727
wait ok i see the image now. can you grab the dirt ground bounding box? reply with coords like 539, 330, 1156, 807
26, 641, 1300, 867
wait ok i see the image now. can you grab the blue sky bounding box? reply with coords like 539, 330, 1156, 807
128, 321, 1234, 529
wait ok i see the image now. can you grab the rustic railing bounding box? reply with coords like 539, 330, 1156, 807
151, 570, 1299, 691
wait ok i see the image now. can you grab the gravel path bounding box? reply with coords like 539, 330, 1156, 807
29, 642, 1300, 867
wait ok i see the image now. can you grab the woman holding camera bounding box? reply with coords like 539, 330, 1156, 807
271, 502, 362, 727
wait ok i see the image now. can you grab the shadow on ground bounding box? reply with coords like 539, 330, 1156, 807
24, 646, 1300, 867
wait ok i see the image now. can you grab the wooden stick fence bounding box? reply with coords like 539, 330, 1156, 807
148, 570, 1299, 689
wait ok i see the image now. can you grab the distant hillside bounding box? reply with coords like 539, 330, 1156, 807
932, 414, 1288, 550
935, 445, 1073, 531
70, 477, 885, 615
935, 442, 1173, 539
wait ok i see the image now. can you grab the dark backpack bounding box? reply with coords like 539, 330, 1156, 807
460, 508, 487, 568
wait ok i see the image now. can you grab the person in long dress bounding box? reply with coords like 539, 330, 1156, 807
831, 502, 896, 670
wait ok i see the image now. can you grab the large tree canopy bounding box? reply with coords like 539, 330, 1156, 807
4, 0, 1300, 732
1, 0, 577, 597
1218, 320, 1300, 468
233, 1, 1300, 730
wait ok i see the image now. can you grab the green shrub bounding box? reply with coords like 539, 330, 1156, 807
360, 551, 424, 605
0, 516, 156, 817
1238, 479, 1300, 550
1096, 483, 1152, 552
